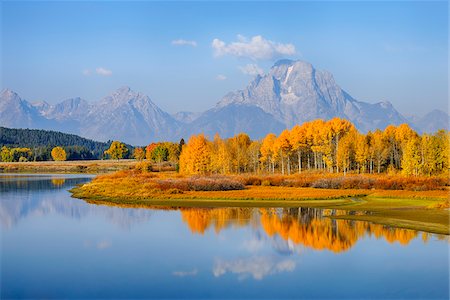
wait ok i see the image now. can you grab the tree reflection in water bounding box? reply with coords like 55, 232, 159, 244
180, 207, 441, 253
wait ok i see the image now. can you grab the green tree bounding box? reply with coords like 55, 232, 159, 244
153, 144, 169, 164
1, 146, 13, 162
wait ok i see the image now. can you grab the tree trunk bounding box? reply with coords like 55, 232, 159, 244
298, 150, 302, 173
287, 155, 291, 175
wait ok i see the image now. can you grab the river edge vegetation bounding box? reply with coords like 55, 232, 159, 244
70, 169, 450, 235
3, 118, 449, 233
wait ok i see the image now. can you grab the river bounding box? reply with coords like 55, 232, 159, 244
1, 174, 448, 299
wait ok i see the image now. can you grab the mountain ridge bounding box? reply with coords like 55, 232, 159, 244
1, 60, 447, 145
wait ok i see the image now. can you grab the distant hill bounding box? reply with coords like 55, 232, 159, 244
407, 109, 449, 133
0, 127, 112, 159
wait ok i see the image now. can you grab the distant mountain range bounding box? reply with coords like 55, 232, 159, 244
1, 60, 448, 145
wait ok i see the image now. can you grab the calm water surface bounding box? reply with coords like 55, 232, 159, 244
1, 174, 449, 299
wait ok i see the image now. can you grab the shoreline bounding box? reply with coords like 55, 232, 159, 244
70, 177, 449, 235
0, 159, 137, 174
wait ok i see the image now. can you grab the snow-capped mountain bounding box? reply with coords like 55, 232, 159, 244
81, 86, 180, 145
0, 60, 446, 145
43, 97, 91, 121
0, 87, 180, 145
0, 89, 56, 130
214, 59, 408, 132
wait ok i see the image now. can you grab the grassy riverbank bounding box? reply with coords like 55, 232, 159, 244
70, 170, 450, 234
0, 159, 138, 174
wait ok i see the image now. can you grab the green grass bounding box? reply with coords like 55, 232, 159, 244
323, 197, 450, 235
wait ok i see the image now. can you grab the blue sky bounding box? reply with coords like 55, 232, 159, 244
1, 1, 448, 116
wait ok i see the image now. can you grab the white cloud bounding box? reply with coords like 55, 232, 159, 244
242, 238, 265, 252
172, 39, 197, 47
96, 67, 112, 76
213, 256, 296, 280
216, 74, 227, 81
238, 64, 264, 76
96, 240, 112, 250
212, 35, 296, 60
172, 269, 198, 277
82, 69, 91, 76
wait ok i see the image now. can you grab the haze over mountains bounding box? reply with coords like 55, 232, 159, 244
1, 60, 448, 145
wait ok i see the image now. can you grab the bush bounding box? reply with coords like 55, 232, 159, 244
310, 175, 447, 191
135, 161, 152, 172
155, 176, 245, 191
261, 180, 271, 186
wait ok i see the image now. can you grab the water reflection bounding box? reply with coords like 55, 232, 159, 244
213, 256, 296, 280
0, 174, 154, 230
0, 174, 445, 251
1, 174, 448, 298
178, 207, 441, 252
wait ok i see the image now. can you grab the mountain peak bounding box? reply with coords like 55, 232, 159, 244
1, 88, 19, 98
116, 86, 132, 94
273, 59, 295, 67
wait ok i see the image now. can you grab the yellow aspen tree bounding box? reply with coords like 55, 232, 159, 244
210, 134, 230, 174
133, 147, 145, 161
371, 130, 388, 173
395, 123, 418, 171
290, 124, 308, 173
419, 134, 436, 176
309, 119, 326, 171
433, 130, 449, 174
274, 129, 293, 175
248, 140, 262, 174
51, 146, 67, 161
232, 133, 251, 173
401, 135, 421, 176
336, 130, 355, 175
328, 118, 355, 173
179, 134, 211, 174
354, 132, 369, 173
105, 141, 128, 160
260, 133, 277, 173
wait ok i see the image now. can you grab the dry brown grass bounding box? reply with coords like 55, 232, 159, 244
71, 169, 449, 203
0, 159, 138, 173
234, 173, 449, 191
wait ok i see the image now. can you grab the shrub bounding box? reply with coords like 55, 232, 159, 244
239, 176, 262, 186
310, 175, 447, 191
135, 161, 152, 172
155, 176, 244, 191
261, 180, 271, 186
188, 177, 245, 191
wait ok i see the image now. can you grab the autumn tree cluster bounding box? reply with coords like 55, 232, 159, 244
179, 118, 449, 176
0, 146, 33, 162
132, 141, 183, 164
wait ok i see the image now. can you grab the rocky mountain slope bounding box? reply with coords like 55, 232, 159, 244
214, 59, 408, 133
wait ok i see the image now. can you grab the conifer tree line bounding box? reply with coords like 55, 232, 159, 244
0, 127, 134, 161
179, 118, 449, 176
